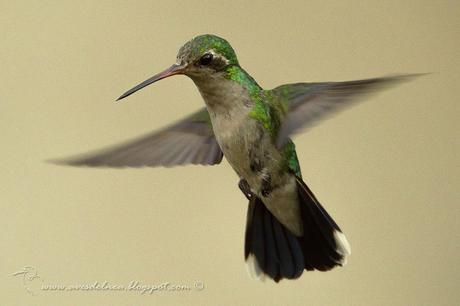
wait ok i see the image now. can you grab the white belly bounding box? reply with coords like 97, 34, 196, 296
193, 71, 302, 235
210, 107, 255, 176
195, 73, 283, 193
209, 106, 282, 193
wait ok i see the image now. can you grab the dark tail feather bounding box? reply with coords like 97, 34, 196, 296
244, 176, 351, 282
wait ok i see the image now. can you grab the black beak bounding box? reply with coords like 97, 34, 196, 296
116, 64, 185, 101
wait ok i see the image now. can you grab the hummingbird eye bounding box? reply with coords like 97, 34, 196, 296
199, 53, 213, 66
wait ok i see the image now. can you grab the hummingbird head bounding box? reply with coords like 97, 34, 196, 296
176, 34, 239, 77
117, 34, 239, 101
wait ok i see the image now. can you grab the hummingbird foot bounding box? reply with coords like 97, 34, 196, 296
238, 179, 254, 200
260, 174, 273, 197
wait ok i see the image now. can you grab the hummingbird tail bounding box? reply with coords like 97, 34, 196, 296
244, 176, 351, 282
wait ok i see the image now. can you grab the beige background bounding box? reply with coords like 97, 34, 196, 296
1, 1, 459, 305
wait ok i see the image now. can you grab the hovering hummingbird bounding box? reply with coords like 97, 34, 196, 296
58, 34, 421, 282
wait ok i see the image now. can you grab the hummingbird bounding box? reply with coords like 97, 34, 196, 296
57, 34, 421, 282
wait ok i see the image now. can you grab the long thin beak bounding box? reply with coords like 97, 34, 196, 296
116, 64, 185, 101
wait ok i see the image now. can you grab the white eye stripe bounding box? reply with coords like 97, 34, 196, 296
207, 50, 230, 65
196, 50, 230, 68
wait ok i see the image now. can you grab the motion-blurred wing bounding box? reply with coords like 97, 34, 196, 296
271, 74, 423, 147
54, 108, 223, 168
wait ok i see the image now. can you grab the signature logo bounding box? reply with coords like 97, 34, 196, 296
13, 266, 43, 295
13, 266, 204, 295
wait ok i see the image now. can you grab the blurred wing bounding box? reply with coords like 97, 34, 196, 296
272, 74, 423, 147
54, 108, 223, 168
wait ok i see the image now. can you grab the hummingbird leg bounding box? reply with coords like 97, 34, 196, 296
260, 173, 273, 197
238, 179, 254, 200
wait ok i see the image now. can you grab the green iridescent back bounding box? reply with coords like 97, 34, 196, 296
222, 66, 302, 178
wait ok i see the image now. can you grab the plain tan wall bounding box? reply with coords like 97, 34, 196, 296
1, 1, 459, 305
